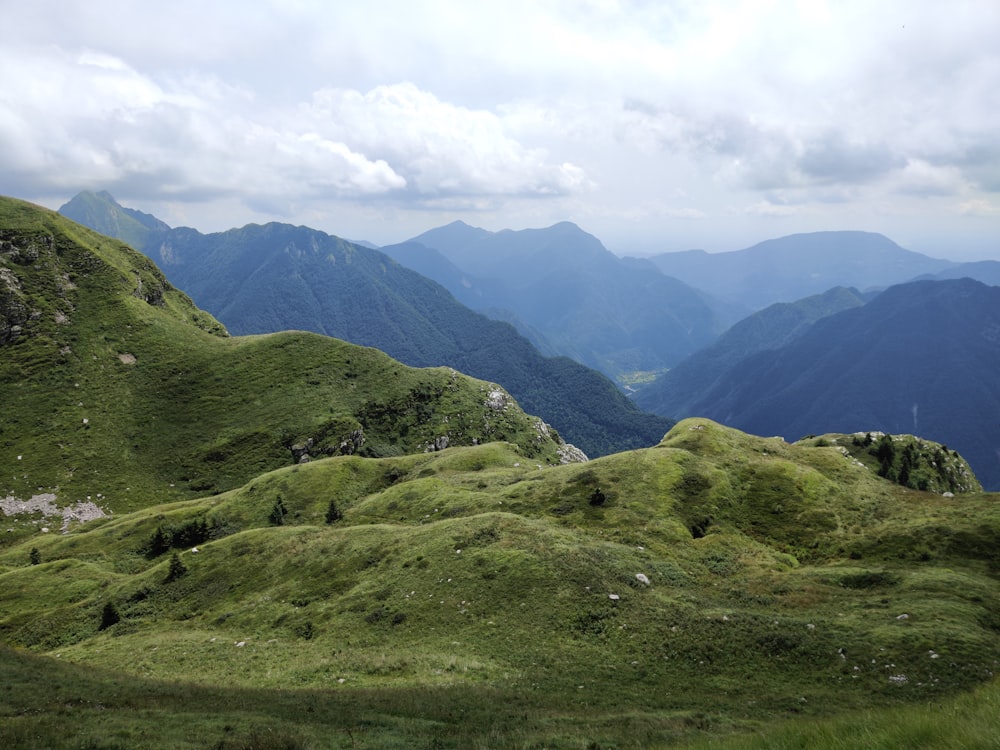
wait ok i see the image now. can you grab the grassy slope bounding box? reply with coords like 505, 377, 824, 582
0, 197, 566, 525
2, 419, 999, 748
60, 191, 673, 459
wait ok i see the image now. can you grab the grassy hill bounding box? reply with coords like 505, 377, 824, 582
59, 191, 672, 458
2, 418, 999, 748
5, 196, 1000, 748
0, 196, 571, 524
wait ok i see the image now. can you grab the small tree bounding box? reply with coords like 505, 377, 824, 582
99, 601, 120, 630
325, 499, 343, 524
29, 547, 41, 565
146, 526, 170, 558
269, 497, 288, 526
165, 551, 187, 582
589, 488, 607, 507
874, 434, 896, 465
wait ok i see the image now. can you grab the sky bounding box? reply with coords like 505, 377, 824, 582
1, 0, 999, 259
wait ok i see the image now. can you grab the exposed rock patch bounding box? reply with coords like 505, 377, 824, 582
484, 387, 510, 411
557, 443, 589, 464
1, 493, 109, 533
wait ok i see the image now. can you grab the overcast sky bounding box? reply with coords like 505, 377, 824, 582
2, 1, 999, 258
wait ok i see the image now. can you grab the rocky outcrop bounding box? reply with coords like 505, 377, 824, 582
0, 235, 46, 345
0, 267, 29, 344
557, 443, 589, 464
134, 272, 167, 306
290, 428, 366, 463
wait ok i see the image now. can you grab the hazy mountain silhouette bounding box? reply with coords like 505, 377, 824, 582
635, 286, 870, 417
388, 220, 731, 379
642, 231, 956, 310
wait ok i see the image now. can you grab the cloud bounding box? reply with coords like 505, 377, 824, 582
0, 1, 998, 256
299, 83, 589, 200
0, 44, 585, 214
891, 160, 969, 198
741, 200, 802, 218
958, 199, 1000, 217
798, 134, 903, 185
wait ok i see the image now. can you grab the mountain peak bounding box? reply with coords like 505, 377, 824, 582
60, 189, 171, 247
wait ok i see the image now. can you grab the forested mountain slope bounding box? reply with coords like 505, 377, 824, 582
635, 286, 869, 416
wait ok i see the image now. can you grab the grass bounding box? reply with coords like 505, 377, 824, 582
3, 419, 1000, 746
4, 197, 1000, 748
681, 679, 1000, 750
0, 197, 566, 520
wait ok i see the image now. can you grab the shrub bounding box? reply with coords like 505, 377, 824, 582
145, 526, 170, 558
165, 552, 187, 582
269, 497, 288, 526
325, 499, 343, 524
99, 601, 121, 630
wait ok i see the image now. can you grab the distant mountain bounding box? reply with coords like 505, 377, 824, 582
378, 239, 494, 311
59, 189, 170, 250
641, 231, 957, 310
661, 278, 1000, 489
59, 191, 671, 457
635, 286, 870, 416
388, 221, 732, 379
920, 261, 1000, 287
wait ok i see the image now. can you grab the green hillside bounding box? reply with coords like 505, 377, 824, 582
60, 191, 673, 459
0, 197, 570, 522
2, 418, 999, 748
4, 196, 1000, 748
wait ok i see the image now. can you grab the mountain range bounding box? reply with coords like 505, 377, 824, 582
634, 285, 872, 417
59, 191, 1000, 489
383, 221, 733, 379
639, 231, 959, 311
58, 191, 671, 458
4, 195, 1000, 748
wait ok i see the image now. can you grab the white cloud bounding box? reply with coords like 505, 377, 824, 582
298, 83, 588, 199
0, 44, 582, 211
891, 160, 970, 198
741, 201, 802, 218
0, 1, 998, 256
